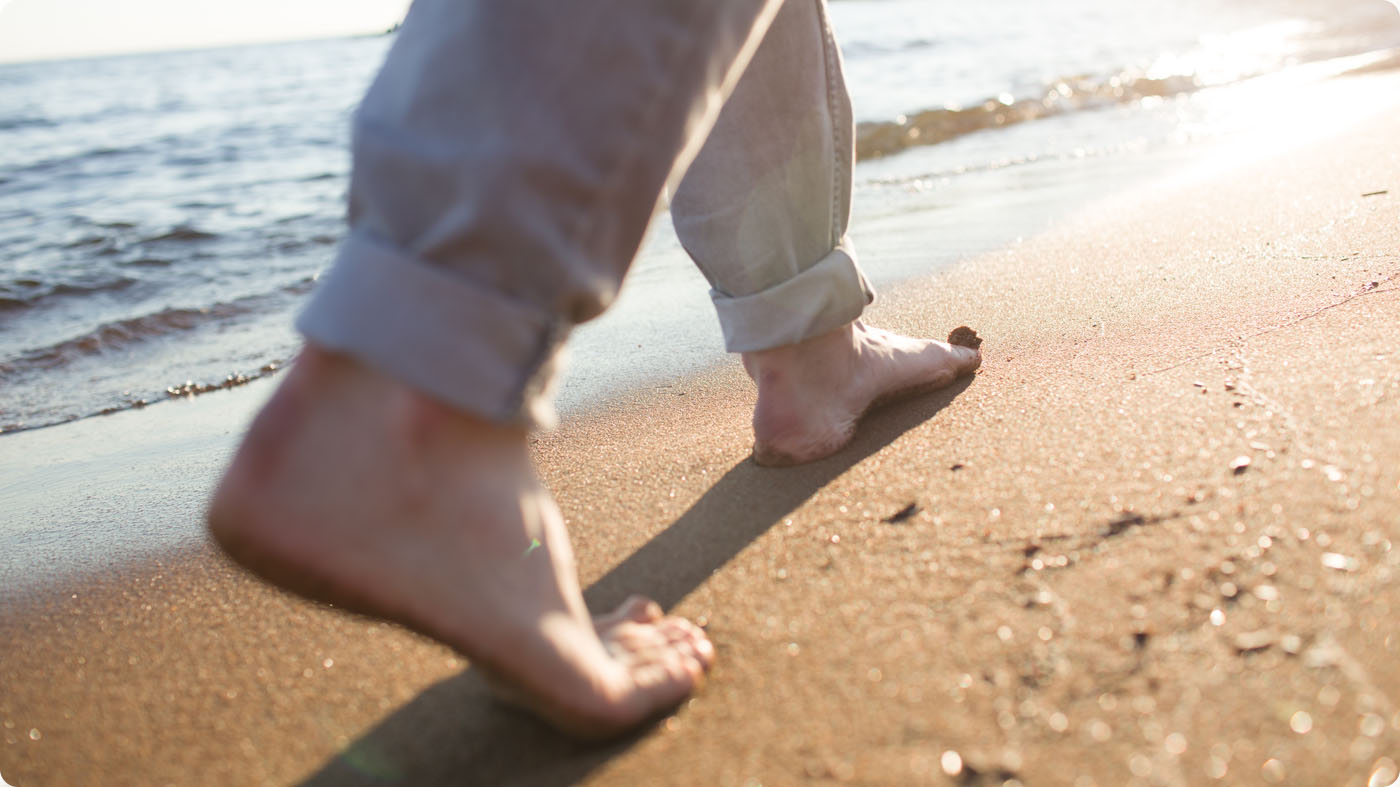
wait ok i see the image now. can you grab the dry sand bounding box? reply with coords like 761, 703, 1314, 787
3, 75, 1400, 786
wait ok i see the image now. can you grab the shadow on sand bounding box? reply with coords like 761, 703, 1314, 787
300, 377, 973, 786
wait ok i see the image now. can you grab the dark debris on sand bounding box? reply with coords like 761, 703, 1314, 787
947, 325, 983, 349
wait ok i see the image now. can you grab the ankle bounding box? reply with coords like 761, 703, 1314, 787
299, 343, 528, 446
740, 322, 857, 382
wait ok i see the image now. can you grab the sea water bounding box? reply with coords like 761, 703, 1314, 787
2, 0, 1398, 433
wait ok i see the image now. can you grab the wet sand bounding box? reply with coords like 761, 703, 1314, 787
3, 79, 1400, 785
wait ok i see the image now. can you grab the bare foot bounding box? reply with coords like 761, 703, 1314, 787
742, 320, 982, 466
207, 346, 713, 739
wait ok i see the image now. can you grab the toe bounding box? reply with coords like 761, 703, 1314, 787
643, 646, 707, 696
602, 621, 668, 656
629, 597, 665, 622
512, 615, 715, 739
653, 616, 716, 669
600, 616, 713, 667
950, 343, 981, 372
594, 595, 664, 632
603, 646, 707, 728
685, 628, 716, 668
614, 595, 663, 623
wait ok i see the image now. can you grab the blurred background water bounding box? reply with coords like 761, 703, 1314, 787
1, 0, 1398, 432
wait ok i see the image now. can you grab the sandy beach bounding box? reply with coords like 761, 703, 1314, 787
3, 66, 1400, 786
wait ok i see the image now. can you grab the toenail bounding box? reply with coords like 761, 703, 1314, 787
695, 638, 715, 660
683, 655, 704, 678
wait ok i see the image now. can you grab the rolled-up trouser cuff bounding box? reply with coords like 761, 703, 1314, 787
297, 231, 565, 429
710, 239, 874, 353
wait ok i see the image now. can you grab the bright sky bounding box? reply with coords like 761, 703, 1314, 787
0, 0, 411, 63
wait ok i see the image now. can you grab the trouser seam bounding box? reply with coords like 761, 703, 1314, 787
816, 0, 846, 251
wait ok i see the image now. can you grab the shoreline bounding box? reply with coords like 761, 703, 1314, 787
13, 41, 1398, 436
7, 62, 1397, 591
3, 68, 1400, 785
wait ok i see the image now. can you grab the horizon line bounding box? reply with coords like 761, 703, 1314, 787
0, 24, 400, 67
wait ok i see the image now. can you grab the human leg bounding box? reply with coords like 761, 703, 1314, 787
670, 0, 981, 466
301, 0, 786, 429
209, 0, 785, 738
671, 0, 867, 354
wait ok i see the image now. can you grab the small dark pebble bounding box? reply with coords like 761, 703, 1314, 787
947, 326, 983, 349
1106, 513, 1147, 536
950, 463, 965, 471
884, 503, 920, 523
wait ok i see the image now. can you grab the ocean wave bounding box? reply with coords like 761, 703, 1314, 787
139, 225, 219, 244
62, 234, 109, 249
0, 274, 138, 311
12, 143, 153, 176
854, 3, 1400, 162
841, 37, 941, 57
0, 279, 314, 373
0, 116, 57, 132
856, 70, 1205, 160
1, 304, 251, 373
273, 234, 340, 253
